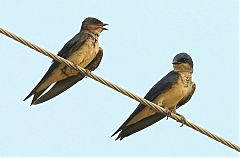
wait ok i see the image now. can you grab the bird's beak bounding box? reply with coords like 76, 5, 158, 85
172, 60, 182, 64
102, 23, 108, 30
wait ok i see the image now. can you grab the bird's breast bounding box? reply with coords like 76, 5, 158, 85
154, 83, 185, 110
68, 39, 99, 68
154, 75, 192, 111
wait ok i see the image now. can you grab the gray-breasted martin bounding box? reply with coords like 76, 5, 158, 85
24, 17, 108, 105
112, 53, 196, 140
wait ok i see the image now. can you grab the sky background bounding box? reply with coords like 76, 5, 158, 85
0, 0, 239, 157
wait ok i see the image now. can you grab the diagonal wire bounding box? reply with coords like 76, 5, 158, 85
0, 27, 239, 152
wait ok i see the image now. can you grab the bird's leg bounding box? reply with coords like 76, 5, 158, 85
164, 108, 172, 120
174, 112, 186, 127
170, 107, 186, 127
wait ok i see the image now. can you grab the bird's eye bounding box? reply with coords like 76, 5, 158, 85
179, 58, 187, 63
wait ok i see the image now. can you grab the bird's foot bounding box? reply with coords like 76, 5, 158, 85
174, 113, 186, 127
165, 108, 172, 120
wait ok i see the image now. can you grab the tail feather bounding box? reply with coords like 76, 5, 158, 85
32, 74, 85, 105
23, 81, 48, 102
113, 113, 166, 140
24, 61, 59, 102
30, 87, 50, 105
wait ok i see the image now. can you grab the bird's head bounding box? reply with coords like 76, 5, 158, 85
81, 17, 108, 34
172, 52, 193, 72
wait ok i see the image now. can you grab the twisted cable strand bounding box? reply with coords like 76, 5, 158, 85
0, 27, 239, 152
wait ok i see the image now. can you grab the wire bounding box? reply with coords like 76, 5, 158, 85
0, 27, 239, 152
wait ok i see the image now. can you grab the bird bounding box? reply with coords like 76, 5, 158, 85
112, 52, 196, 140
24, 17, 108, 105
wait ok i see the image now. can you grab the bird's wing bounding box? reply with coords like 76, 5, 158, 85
112, 71, 179, 140
56, 32, 89, 59
32, 48, 103, 105
23, 62, 62, 102
24, 32, 89, 102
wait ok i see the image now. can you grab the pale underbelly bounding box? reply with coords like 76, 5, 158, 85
153, 84, 186, 111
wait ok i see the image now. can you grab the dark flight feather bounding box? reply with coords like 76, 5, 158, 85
112, 71, 179, 139
24, 31, 89, 102
32, 48, 103, 105
113, 75, 196, 140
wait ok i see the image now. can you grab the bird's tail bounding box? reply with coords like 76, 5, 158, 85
32, 74, 85, 105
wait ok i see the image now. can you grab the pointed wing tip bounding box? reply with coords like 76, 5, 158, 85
111, 130, 125, 141
23, 95, 31, 101
111, 135, 122, 141
115, 134, 124, 141
30, 102, 36, 106
30, 98, 42, 106
31, 98, 45, 105
31, 102, 38, 106
111, 131, 118, 137
116, 136, 122, 141
23, 95, 35, 106
111, 131, 119, 140
32, 99, 40, 105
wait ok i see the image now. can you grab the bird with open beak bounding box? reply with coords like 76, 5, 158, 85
24, 17, 108, 105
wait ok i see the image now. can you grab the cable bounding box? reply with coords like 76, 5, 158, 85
0, 27, 239, 152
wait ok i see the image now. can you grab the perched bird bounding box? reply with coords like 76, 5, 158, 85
112, 53, 196, 140
24, 17, 108, 105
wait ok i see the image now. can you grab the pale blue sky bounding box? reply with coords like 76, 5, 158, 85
0, 0, 239, 157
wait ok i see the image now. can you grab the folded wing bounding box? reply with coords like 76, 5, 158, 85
32, 48, 103, 105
